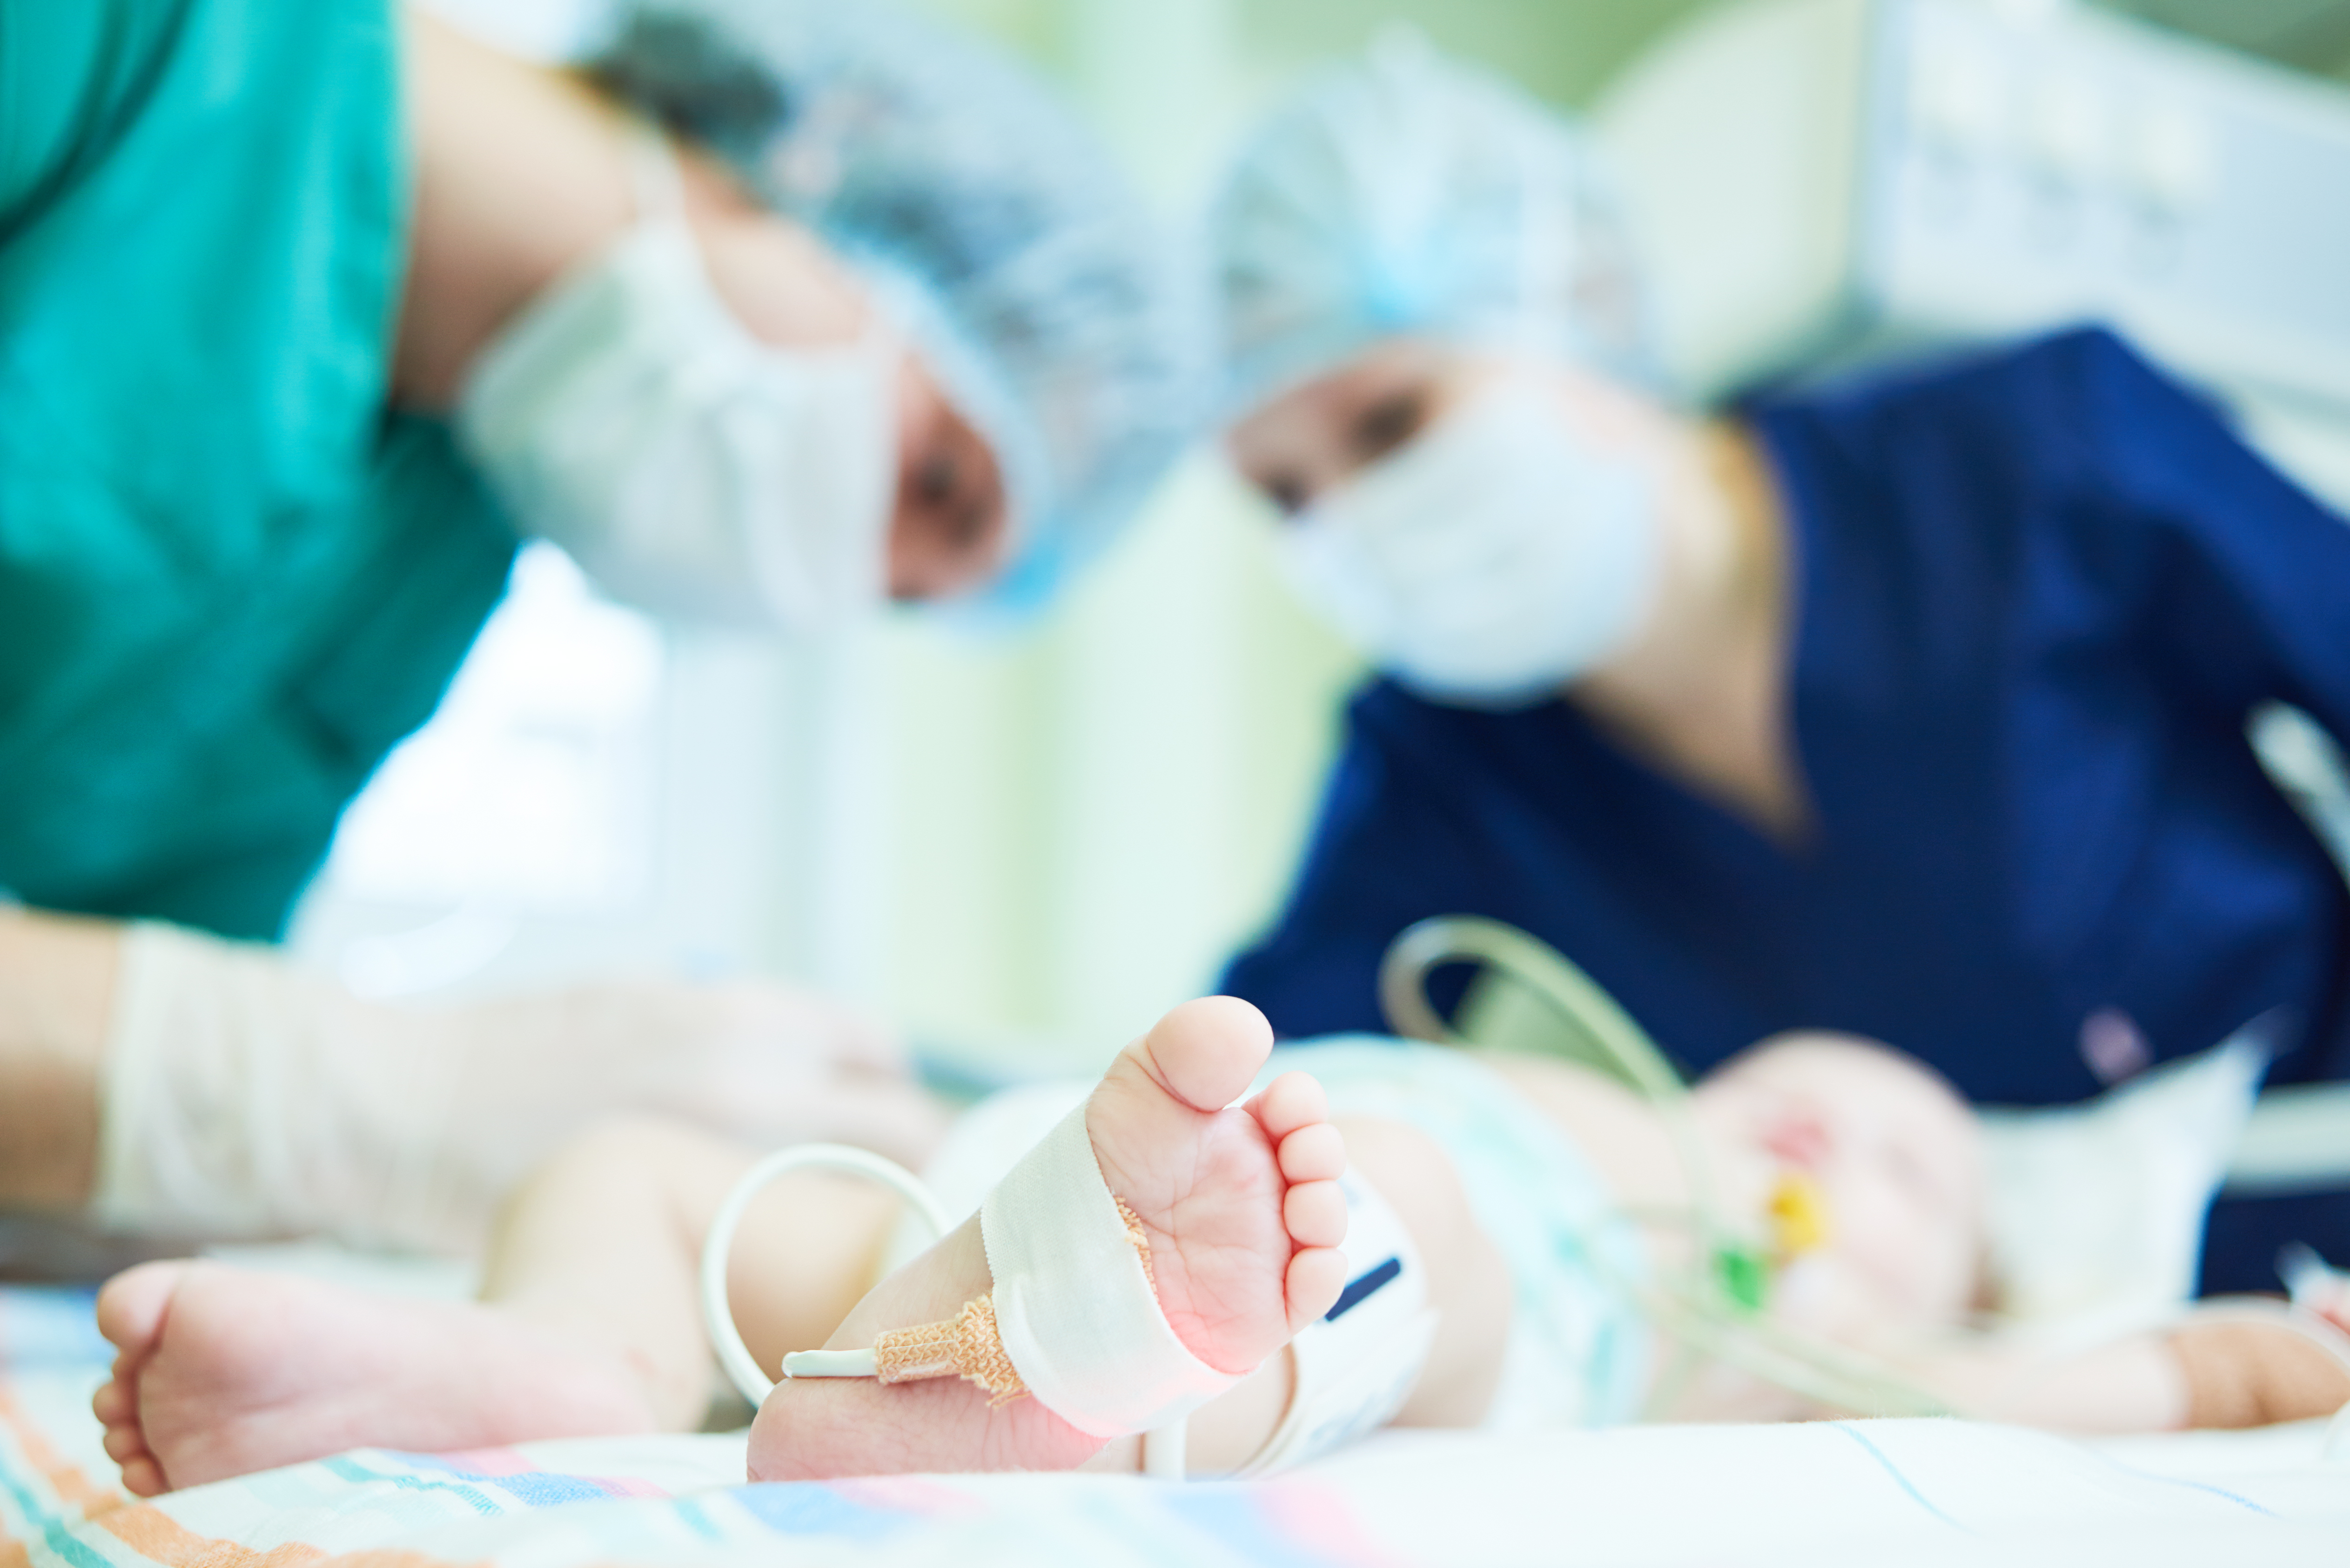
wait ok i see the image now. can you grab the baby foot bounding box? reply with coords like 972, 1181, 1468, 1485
747, 995, 1348, 1480
92, 1261, 656, 1494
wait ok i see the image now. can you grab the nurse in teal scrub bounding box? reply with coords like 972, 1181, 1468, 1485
0, 0, 1200, 1253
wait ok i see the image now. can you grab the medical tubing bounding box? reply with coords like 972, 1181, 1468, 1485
699, 1144, 954, 1405
1142, 1420, 1187, 1478
1377, 915, 1949, 1420
1379, 915, 1729, 1256
1635, 1276, 1950, 1418
1378, 915, 1680, 1096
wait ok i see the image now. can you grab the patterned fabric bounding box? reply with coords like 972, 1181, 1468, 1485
4, 1284, 2350, 1565
1264, 1042, 1654, 1430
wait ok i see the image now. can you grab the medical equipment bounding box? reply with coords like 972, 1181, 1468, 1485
1379, 914, 1951, 1417
700, 1134, 1216, 1475
699, 1143, 953, 1407
839, 1107, 1247, 1434
1596, 0, 2350, 510
1382, 913, 2350, 1425
698, 1114, 1437, 1480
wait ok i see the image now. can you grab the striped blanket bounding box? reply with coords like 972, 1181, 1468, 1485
4, 1285, 2344, 1567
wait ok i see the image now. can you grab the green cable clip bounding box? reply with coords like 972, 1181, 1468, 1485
1713, 1245, 1771, 1313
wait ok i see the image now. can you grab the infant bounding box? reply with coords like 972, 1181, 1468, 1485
87, 998, 2350, 1492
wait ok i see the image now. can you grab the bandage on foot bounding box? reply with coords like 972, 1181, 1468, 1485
785, 1111, 1243, 1439
747, 997, 1355, 1482
857, 1199, 1154, 1407
786, 1154, 1439, 1483
873, 1296, 1026, 1401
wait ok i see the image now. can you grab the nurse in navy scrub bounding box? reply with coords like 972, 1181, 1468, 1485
1208, 40, 2350, 1292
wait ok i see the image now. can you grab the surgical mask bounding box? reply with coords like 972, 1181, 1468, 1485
458, 128, 898, 633
1274, 373, 1660, 707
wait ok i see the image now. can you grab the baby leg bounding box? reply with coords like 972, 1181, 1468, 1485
93, 1115, 903, 1493
747, 998, 1353, 1480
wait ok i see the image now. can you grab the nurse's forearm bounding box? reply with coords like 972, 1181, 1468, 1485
0, 908, 114, 1210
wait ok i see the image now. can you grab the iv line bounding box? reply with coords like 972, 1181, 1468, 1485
1377, 914, 1949, 1419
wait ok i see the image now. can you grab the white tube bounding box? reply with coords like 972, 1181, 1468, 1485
1141, 1421, 1187, 1478
699, 1143, 953, 1406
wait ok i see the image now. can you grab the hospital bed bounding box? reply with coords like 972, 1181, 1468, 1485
11, 5, 2350, 1559
4, 992, 2341, 1567
2, 1281, 2345, 1568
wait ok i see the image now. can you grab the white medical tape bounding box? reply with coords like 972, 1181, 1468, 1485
1232, 1172, 1437, 1477
980, 1105, 1244, 1439
91, 923, 468, 1249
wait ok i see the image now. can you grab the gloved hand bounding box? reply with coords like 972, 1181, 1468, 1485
92, 922, 948, 1254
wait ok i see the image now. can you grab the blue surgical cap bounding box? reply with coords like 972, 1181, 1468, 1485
1209, 32, 1660, 418
589, 0, 1208, 619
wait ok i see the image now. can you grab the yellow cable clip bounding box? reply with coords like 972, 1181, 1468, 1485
1766, 1169, 1833, 1258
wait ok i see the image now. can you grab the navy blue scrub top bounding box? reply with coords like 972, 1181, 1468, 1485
1221, 328, 2350, 1293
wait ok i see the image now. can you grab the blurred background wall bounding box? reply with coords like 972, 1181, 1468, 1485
289, 0, 2350, 1074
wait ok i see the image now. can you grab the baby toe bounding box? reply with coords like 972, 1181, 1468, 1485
1138, 998, 1275, 1113
117, 1454, 166, 1497
91, 1378, 131, 1426
1283, 1177, 1348, 1248
1251, 1071, 1330, 1143
1286, 1248, 1348, 1329
101, 1421, 149, 1465
94, 1261, 185, 1359
1277, 1122, 1347, 1184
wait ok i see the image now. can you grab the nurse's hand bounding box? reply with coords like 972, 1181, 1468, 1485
444, 976, 949, 1179
88, 921, 951, 1256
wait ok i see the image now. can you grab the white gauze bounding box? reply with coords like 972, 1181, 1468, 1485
95, 923, 937, 1258
94, 923, 471, 1251
980, 1106, 1244, 1438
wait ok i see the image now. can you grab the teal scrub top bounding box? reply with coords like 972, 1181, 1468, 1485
0, 0, 519, 939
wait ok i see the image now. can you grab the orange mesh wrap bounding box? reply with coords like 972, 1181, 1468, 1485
1115, 1195, 1154, 1284
874, 1295, 1028, 1405
866, 1193, 1159, 1409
